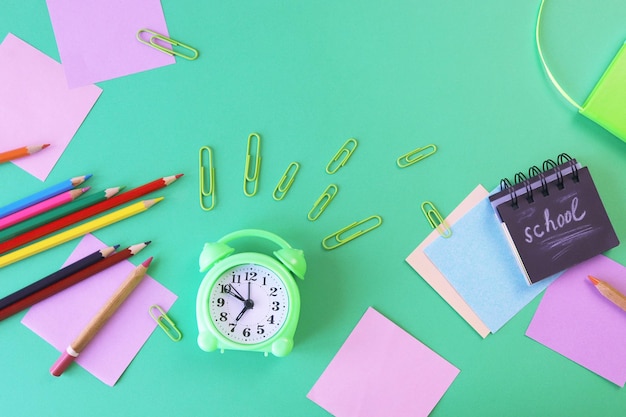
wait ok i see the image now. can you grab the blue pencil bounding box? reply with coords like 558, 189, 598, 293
0, 175, 92, 220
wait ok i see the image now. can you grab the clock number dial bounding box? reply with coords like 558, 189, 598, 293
209, 264, 289, 344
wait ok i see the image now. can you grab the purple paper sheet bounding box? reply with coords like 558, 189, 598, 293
46, 0, 176, 87
308, 307, 460, 417
527, 255, 626, 387
0, 33, 101, 180
22, 234, 177, 386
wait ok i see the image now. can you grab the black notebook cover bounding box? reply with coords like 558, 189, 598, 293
489, 157, 619, 284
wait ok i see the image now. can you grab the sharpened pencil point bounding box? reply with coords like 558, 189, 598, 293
588, 275, 600, 285
142, 257, 154, 268
175, 173, 184, 179
42, 144, 50, 149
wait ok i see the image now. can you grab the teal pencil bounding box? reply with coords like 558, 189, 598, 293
0, 175, 91, 220
0, 187, 123, 243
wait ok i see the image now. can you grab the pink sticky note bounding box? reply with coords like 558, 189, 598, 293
46, 0, 176, 88
22, 234, 177, 386
526, 255, 626, 387
406, 185, 491, 338
0, 33, 102, 181
307, 307, 460, 417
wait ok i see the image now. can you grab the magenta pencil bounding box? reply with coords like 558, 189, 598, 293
0, 188, 90, 231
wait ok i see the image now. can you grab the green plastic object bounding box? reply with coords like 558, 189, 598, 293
580, 42, 626, 142
536, 0, 626, 143
196, 229, 305, 357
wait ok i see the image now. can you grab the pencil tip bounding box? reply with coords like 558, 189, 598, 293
142, 257, 154, 268
175, 173, 184, 178
85, 174, 93, 180
42, 144, 50, 149
145, 240, 152, 245
588, 275, 600, 285
113, 244, 120, 249
81, 186, 91, 192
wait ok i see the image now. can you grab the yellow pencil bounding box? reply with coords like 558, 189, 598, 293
0, 198, 163, 269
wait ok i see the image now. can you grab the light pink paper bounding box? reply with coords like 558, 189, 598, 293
526, 255, 626, 387
22, 234, 177, 386
406, 185, 491, 338
307, 307, 460, 417
0, 33, 102, 181
46, 0, 175, 88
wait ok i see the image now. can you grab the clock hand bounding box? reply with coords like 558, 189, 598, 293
226, 284, 246, 302
236, 305, 249, 321
235, 297, 255, 322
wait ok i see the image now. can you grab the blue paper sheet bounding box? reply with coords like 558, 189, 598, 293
423, 196, 557, 333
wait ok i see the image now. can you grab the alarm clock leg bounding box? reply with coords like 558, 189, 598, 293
271, 337, 294, 357
198, 331, 218, 352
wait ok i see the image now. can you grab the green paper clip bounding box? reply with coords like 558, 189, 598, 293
243, 133, 261, 197
421, 201, 451, 238
136, 29, 199, 60
273, 162, 300, 201
199, 146, 215, 211
326, 138, 358, 174
149, 305, 182, 342
322, 215, 383, 250
396, 144, 437, 168
308, 184, 338, 221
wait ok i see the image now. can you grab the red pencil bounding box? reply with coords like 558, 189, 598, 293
0, 174, 181, 255
0, 144, 49, 164
0, 241, 150, 321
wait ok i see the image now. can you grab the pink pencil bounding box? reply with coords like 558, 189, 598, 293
0, 188, 89, 231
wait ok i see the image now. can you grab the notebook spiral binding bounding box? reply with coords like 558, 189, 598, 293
499, 153, 580, 209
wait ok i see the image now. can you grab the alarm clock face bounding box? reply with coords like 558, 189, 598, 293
207, 263, 290, 344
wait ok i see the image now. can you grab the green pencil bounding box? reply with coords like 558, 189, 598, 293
0, 187, 123, 243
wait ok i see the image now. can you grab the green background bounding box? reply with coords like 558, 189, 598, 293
2, 0, 626, 415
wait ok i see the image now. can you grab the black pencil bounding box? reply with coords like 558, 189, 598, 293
0, 245, 118, 311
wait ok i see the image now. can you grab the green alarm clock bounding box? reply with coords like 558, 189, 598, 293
196, 229, 306, 357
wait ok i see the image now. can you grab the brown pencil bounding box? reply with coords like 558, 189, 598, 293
588, 275, 626, 312
50, 256, 154, 377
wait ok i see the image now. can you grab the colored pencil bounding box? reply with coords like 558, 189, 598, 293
0, 187, 122, 243
51, 256, 154, 377
0, 242, 150, 321
0, 198, 162, 269
0, 245, 117, 313
0, 174, 181, 254
0, 144, 49, 164
0, 187, 90, 231
0, 174, 92, 220
588, 275, 626, 312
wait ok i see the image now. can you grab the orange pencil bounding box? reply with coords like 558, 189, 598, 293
588, 276, 626, 312
0, 144, 49, 164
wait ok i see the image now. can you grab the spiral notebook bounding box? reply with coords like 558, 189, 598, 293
489, 154, 619, 284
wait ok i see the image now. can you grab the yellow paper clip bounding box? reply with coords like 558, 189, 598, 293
326, 138, 358, 174
396, 144, 437, 168
308, 184, 338, 221
273, 162, 300, 201
136, 29, 199, 60
421, 201, 451, 238
243, 133, 261, 197
322, 215, 383, 250
149, 305, 182, 342
199, 146, 215, 211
